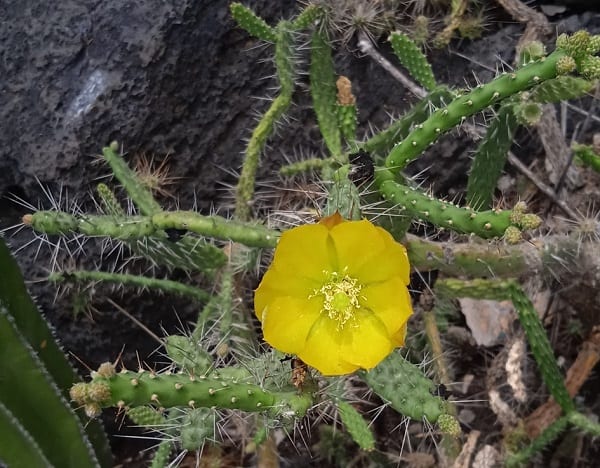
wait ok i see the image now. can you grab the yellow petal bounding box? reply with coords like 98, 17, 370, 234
254, 266, 319, 320
329, 219, 386, 274
355, 228, 410, 285
270, 223, 333, 282
340, 310, 394, 370
298, 316, 359, 376
360, 277, 413, 334
261, 295, 322, 355
391, 322, 408, 347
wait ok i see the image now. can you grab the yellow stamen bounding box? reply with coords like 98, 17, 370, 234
311, 271, 362, 329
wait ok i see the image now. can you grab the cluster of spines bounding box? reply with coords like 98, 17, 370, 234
70, 363, 314, 419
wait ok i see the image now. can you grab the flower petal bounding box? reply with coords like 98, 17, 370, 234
340, 310, 394, 370
359, 277, 413, 334
270, 223, 333, 282
391, 322, 408, 347
261, 295, 322, 355
354, 227, 410, 285
298, 316, 359, 376
329, 219, 386, 274
254, 266, 320, 320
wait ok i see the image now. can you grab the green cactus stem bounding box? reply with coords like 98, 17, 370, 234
310, 30, 342, 157
291, 4, 323, 30
436, 279, 574, 413
529, 75, 595, 104
359, 352, 453, 424
102, 143, 163, 216
568, 411, 600, 436
71, 364, 315, 419
337, 400, 375, 451
235, 21, 296, 221
375, 169, 540, 239
279, 157, 336, 176
96, 183, 227, 275
572, 143, 600, 172
389, 31, 436, 92
506, 416, 569, 468
336, 76, 357, 144
48, 270, 210, 303
466, 103, 518, 210
324, 165, 361, 220
230, 2, 277, 42
384, 49, 568, 171
360, 86, 455, 158
24, 210, 279, 248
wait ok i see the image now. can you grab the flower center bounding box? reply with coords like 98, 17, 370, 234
312, 271, 362, 329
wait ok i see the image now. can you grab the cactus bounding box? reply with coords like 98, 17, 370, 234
337, 400, 375, 451
389, 31, 436, 91
466, 103, 518, 210
235, 20, 296, 220
310, 30, 342, 157
506, 416, 569, 468
49, 270, 210, 303
385, 48, 569, 171
360, 86, 455, 157
230, 2, 277, 42
324, 165, 362, 220
376, 169, 540, 239
24, 209, 279, 248
572, 143, 600, 172
336, 76, 358, 143
71, 363, 315, 418
436, 279, 574, 412
359, 352, 455, 425
103, 143, 163, 216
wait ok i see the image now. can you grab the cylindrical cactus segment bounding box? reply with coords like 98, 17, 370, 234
375, 169, 540, 239
230, 2, 277, 42
102, 143, 163, 216
384, 49, 567, 171
71, 365, 315, 418
337, 400, 375, 451
359, 352, 450, 423
24, 209, 279, 248
389, 31, 436, 91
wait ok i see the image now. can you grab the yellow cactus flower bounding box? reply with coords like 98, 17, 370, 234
254, 212, 413, 376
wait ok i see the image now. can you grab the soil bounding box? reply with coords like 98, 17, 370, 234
2, 1, 600, 467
